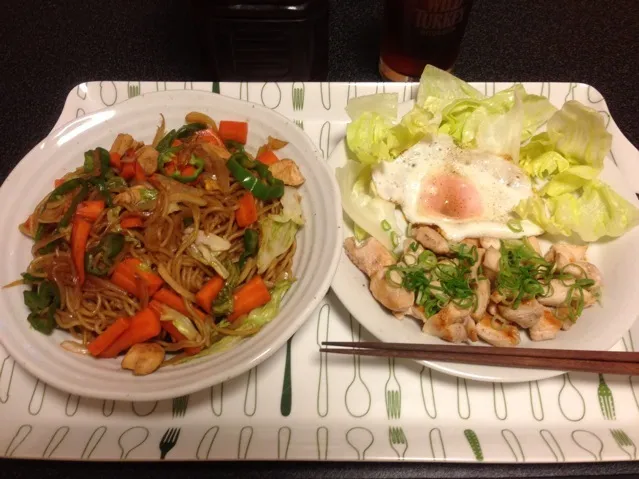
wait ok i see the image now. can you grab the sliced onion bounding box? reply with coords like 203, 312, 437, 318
152, 114, 166, 148
61, 341, 90, 355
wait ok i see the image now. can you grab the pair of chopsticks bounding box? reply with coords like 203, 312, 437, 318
320, 342, 639, 375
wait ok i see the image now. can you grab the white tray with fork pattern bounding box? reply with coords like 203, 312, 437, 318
1, 80, 638, 463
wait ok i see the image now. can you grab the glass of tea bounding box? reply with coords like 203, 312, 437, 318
379, 0, 474, 81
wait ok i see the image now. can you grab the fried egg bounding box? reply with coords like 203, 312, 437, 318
371, 136, 543, 241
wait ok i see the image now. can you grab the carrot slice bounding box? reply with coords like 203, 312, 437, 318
111, 258, 164, 297
99, 307, 161, 358
76, 200, 105, 222
120, 162, 135, 180
118, 258, 164, 296
120, 216, 144, 229
228, 275, 271, 321
160, 318, 202, 356
54, 178, 66, 188
152, 288, 207, 321
256, 150, 279, 166
134, 161, 146, 182
196, 128, 225, 146
195, 276, 225, 313
171, 139, 183, 147
235, 192, 258, 227
109, 152, 122, 169
218, 121, 248, 144
87, 317, 131, 357
110, 270, 138, 296
71, 216, 92, 286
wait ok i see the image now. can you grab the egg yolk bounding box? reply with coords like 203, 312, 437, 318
419, 172, 483, 219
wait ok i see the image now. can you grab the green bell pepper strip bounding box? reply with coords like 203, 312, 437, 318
226, 154, 284, 200
156, 129, 178, 152
89, 177, 113, 208
23, 279, 60, 335
176, 122, 207, 139
83, 150, 95, 172
85, 233, 125, 276
171, 155, 204, 183
224, 140, 245, 153
48, 178, 84, 201
59, 181, 89, 228
96, 147, 111, 176
238, 229, 259, 268
158, 145, 183, 173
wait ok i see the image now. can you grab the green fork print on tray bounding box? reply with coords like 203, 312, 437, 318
385, 357, 401, 419
388, 426, 408, 459
610, 429, 637, 459
464, 429, 483, 461
598, 374, 616, 420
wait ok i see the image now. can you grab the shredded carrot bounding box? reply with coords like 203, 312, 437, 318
109, 152, 122, 169
180, 165, 197, 178
134, 161, 146, 182
111, 258, 164, 297
228, 275, 271, 321
110, 270, 138, 296
218, 121, 248, 144
76, 200, 105, 222
152, 288, 206, 321
87, 317, 131, 357
256, 150, 279, 166
120, 216, 144, 229
120, 162, 135, 180
195, 276, 225, 313
196, 128, 224, 146
54, 178, 65, 188
71, 216, 92, 286
235, 192, 258, 227
99, 308, 161, 358
163, 161, 177, 176
171, 139, 183, 147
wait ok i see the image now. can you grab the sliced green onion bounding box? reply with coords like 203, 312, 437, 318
391, 231, 399, 247
381, 220, 391, 232
353, 223, 369, 242
409, 241, 419, 252
403, 253, 417, 266
385, 268, 404, 287
507, 219, 523, 233
418, 250, 437, 270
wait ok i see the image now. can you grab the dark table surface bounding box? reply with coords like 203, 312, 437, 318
1, 0, 639, 477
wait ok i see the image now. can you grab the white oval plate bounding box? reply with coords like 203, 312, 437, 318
329, 99, 639, 383
0, 90, 342, 401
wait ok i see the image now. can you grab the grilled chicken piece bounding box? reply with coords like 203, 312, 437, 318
497, 298, 544, 329
475, 314, 520, 347
545, 243, 588, 268
121, 343, 165, 376
529, 309, 563, 341
369, 268, 414, 313
412, 226, 450, 254
422, 303, 471, 343
563, 261, 603, 289
110, 133, 142, 156
269, 159, 305, 186
479, 237, 500, 250
538, 279, 571, 307
465, 317, 478, 342
134, 146, 159, 175
344, 237, 396, 278
471, 278, 491, 320
527, 236, 542, 255
470, 248, 485, 280
482, 246, 501, 282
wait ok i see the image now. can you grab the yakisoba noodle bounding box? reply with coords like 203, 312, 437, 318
11, 112, 305, 375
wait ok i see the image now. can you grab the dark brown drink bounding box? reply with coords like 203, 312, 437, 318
380, 0, 474, 81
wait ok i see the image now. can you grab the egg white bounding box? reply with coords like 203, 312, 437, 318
371, 136, 543, 241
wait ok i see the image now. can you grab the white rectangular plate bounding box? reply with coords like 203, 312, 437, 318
1, 81, 638, 463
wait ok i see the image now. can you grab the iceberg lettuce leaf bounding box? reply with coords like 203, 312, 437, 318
336, 160, 399, 250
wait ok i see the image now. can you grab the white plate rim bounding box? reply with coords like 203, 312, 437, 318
0, 88, 343, 400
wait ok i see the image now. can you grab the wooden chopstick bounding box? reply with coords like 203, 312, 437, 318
320, 342, 639, 375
